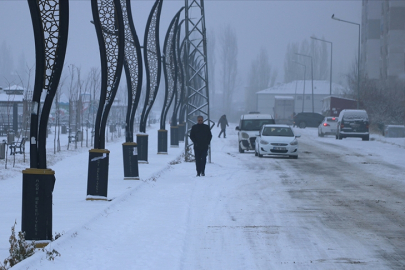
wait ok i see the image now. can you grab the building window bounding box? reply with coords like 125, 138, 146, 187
305, 95, 311, 100
297, 96, 302, 100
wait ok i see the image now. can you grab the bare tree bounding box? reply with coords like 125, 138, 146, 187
219, 24, 238, 116
246, 47, 278, 111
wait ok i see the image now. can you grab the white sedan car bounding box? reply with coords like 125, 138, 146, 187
255, 124, 300, 159
318, 116, 338, 137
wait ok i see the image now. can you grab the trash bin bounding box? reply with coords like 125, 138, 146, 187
76, 131, 83, 142
0, 141, 5, 159
7, 132, 15, 144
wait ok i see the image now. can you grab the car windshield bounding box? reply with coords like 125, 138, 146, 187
241, 119, 274, 130
262, 127, 294, 137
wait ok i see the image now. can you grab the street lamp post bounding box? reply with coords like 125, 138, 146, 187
293, 61, 306, 112
311, 36, 333, 96
332, 14, 360, 109
295, 53, 314, 112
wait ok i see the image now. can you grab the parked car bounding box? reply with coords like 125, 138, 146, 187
293, 112, 324, 128
235, 113, 275, 153
318, 116, 338, 137
254, 124, 300, 159
384, 125, 405, 138
336, 109, 369, 141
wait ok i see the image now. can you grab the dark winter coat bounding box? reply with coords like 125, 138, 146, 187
190, 123, 212, 150
217, 115, 229, 129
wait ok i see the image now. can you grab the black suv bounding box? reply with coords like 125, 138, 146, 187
293, 112, 324, 128
336, 109, 369, 141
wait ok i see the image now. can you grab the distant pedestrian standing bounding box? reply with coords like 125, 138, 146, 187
217, 114, 229, 138
190, 115, 212, 176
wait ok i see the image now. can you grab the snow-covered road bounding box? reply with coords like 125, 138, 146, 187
4, 125, 405, 269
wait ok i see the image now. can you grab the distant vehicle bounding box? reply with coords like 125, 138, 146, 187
254, 124, 300, 159
293, 112, 324, 128
336, 109, 369, 141
273, 96, 295, 125
318, 116, 338, 137
322, 96, 357, 117
384, 125, 405, 138
235, 114, 275, 153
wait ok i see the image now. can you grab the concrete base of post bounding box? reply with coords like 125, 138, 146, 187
178, 123, 185, 142
157, 129, 168, 154
170, 125, 179, 147
22, 168, 55, 241
136, 134, 149, 164
122, 142, 139, 180
86, 149, 110, 200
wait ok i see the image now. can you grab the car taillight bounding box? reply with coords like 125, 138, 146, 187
323, 123, 330, 126
332, 117, 336, 121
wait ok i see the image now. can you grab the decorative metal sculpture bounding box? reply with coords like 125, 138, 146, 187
87, 0, 125, 199
91, 0, 125, 150
23, 0, 69, 242
121, 0, 143, 143
28, 0, 69, 169
160, 9, 181, 131
121, 0, 142, 179
139, 0, 163, 133
171, 18, 185, 128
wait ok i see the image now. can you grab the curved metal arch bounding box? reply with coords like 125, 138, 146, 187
91, 0, 125, 149
121, 0, 143, 142
28, 0, 69, 169
139, 0, 163, 133
160, 9, 182, 130
171, 18, 185, 126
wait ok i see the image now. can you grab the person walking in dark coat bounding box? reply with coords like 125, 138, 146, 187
217, 114, 229, 138
190, 115, 212, 176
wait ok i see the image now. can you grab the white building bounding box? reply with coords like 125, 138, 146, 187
256, 80, 348, 115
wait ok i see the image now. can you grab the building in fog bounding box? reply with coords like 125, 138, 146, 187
256, 80, 347, 116
361, 0, 405, 82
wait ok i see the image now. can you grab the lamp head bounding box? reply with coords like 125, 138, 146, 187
332, 14, 334, 19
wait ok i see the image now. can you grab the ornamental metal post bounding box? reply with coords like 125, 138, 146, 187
87, 0, 125, 200
23, 0, 69, 245
159, 8, 182, 153
121, 0, 143, 180
137, 0, 163, 163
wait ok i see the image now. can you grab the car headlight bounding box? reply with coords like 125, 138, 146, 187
241, 132, 249, 139
260, 139, 269, 145
290, 139, 298, 145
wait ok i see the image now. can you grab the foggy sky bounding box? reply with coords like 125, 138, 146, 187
0, 0, 361, 90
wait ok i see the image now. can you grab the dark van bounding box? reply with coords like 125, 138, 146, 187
336, 109, 369, 141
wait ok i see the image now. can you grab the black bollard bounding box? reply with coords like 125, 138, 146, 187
21, 168, 55, 247
170, 125, 179, 147
136, 134, 148, 164
86, 149, 110, 200
122, 142, 139, 180
157, 129, 168, 154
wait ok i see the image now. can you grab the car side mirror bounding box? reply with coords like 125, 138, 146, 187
295, 135, 301, 138
235, 126, 240, 131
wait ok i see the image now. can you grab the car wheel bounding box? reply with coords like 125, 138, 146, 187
299, 122, 306, 129
254, 148, 258, 156
258, 149, 263, 158
338, 133, 343, 140
239, 143, 244, 153
362, 135, 369, 141
318, 130, 324, 137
